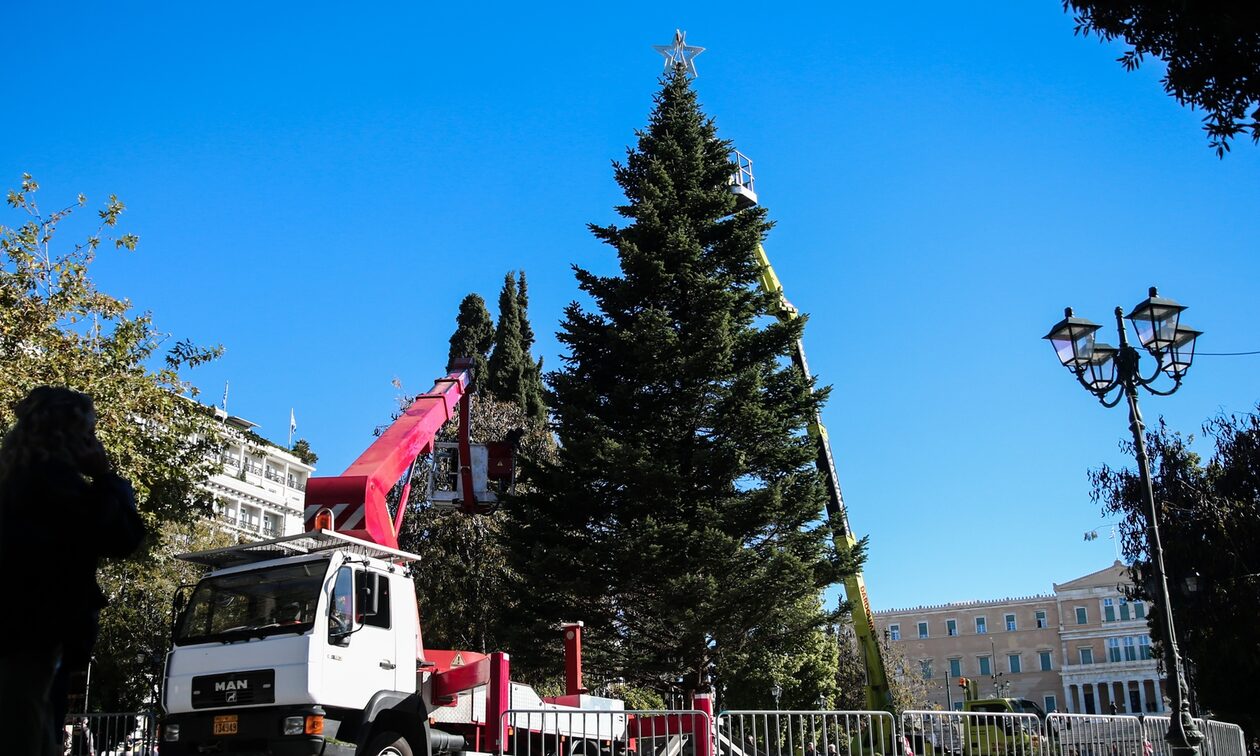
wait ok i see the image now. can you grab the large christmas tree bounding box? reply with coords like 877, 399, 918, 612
508, 66, 842, 706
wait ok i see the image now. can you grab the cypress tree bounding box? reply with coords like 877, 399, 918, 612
515, 271, 547, 421
486, 272, 527, 408
507, 68, 841, 705
447, 293, 495, 389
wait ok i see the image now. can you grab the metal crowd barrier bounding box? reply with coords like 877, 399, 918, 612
64, 711, 158, 756
1047, 712, 1150, 756
904, 709, 1047, 756
497, 708, 1246, 756
717, 711, 899, 756
1199, 719, 1247, 756
499, 708, 711, 756
1051, 713, 1247, 756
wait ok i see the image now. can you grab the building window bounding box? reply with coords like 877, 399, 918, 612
978, 656, 992, 676
1108, 637, 1122, 663
949, 658, 962, 677
1008, 654, 1022, 674
1039, 650, 1053, 671
1076, 606, 1088, 625
1104, 598, 1116, 622
920, 659, 933, 680
1079, 647, 1094, 665
976, 616, 988, 634
889, 624, 900, 641
1134, 601, 1145, 619
1123, 636, 1137, 661
1119, 599, 1132, 621
1044, 695, 1058, 713
918, 621, 929, 639
947, 619, 958, 637
1005, 613, 1017, 632
1035, 610, 1048, 629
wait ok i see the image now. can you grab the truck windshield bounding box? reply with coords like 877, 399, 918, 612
175, 559, 328, 645
1012, 700, 1047, 721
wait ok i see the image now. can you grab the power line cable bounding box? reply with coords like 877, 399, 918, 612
1197, 350, 1260, 356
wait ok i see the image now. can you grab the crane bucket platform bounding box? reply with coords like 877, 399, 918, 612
427, 440, 515, 511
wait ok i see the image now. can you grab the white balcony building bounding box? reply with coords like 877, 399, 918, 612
204, 409, 315, 540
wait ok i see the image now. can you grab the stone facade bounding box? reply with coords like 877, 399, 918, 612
874, 561, 1163, 715
1054, 561, 1165, 715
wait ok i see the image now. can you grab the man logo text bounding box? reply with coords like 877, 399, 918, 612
215, 680, 249, 692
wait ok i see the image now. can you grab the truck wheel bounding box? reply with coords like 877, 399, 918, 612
362, 730, 414, 756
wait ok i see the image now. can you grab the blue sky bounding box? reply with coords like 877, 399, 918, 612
6, 2, 1258, 612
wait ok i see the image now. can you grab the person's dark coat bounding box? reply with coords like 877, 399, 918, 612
0, 459, 145, 657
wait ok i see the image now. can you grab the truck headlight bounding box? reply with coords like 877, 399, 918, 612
283, 715, 324, 735
163, 724, 180, 742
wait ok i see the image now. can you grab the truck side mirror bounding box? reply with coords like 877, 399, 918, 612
170, 584, 195, 634
357, 572, 381, 618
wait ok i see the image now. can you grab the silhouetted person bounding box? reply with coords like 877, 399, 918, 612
0, 387, 144, 756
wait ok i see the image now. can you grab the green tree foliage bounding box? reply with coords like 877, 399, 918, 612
92, 519, 236, 711
1090, 407, 1260, 733
396, 394, 554, 652
0, 175, 224, 526
515, 272, 547, 422
483, 272, 546, 420
1064, 1, 1260, 156
448, 293, 495, 387
290, 438, 319, 465
486, 273, 526, 406
505, 69, 842, 703
833, 631, 932, 712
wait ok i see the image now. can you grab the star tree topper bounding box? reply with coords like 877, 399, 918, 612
654, 29, 705, 77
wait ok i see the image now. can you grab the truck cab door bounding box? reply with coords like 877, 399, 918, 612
323, 566, 398, 706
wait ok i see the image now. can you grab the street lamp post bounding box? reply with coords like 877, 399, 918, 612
1043, 287, 1204, 756
771, 683, 782, 711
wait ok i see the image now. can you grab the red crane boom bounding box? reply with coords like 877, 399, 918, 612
302, 360, 478, 549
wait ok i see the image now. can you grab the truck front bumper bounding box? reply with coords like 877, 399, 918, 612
159, 705, 353, 756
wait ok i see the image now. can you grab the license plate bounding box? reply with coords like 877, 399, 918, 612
213, 715, 238, 735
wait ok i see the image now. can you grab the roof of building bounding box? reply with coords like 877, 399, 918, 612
875, 560, 1134, 615
1053, 560, 1129, 592
875, 593, 1056, 615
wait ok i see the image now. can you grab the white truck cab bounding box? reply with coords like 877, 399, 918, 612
160, 530, 435, 756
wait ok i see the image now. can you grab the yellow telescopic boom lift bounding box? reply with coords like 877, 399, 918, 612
732, 153, 893, 714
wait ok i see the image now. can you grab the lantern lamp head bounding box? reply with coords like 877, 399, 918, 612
1043, 307, 1102, 370
1126, 287, 1187, 355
